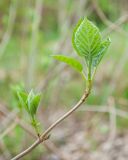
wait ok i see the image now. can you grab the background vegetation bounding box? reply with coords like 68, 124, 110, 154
0, 0, 128, 159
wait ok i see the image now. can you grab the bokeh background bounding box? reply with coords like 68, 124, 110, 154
0, 0, 128, 160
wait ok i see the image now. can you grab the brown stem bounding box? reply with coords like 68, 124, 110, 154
11, 83, 91, 160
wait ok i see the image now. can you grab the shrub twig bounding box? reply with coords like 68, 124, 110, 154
11, 83, 91, 160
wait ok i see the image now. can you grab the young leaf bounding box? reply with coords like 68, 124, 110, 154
53, 55, 83, 72
11, 84, 25, 107
17, 91, 28, 111
72, 17, 101, 58
29, 94, 41, 116
72, 17, 111, 80
27, 89, 35, 111
92, 38, 111, 67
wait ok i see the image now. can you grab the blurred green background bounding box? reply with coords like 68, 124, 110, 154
0, 0, 128, 160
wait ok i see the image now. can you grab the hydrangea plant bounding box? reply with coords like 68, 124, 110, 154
53, 17, 111, 89
12, 17, 111, 160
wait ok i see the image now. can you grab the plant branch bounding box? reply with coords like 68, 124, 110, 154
11, 82, 91, 160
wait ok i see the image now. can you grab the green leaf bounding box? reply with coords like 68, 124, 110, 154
11, 84, 24, 110
17, 91, 28, 111
92, 37, 111, 67
26, 90, 41, 116
53, 55, 83, 72
72, 17, 111, 80
72, 17, 101, 58
27, 89, 35, 110
29, 94, 41, 116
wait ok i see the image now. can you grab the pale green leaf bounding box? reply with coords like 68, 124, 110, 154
27, 90, 41, 116
17, 91, 28, 111
27, 89, 35, 111
11, 84, 25, 110
92, 37, 111, 67
29, 94, 41, 116
53, 55, 83, 72
72, 17, 101, 58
